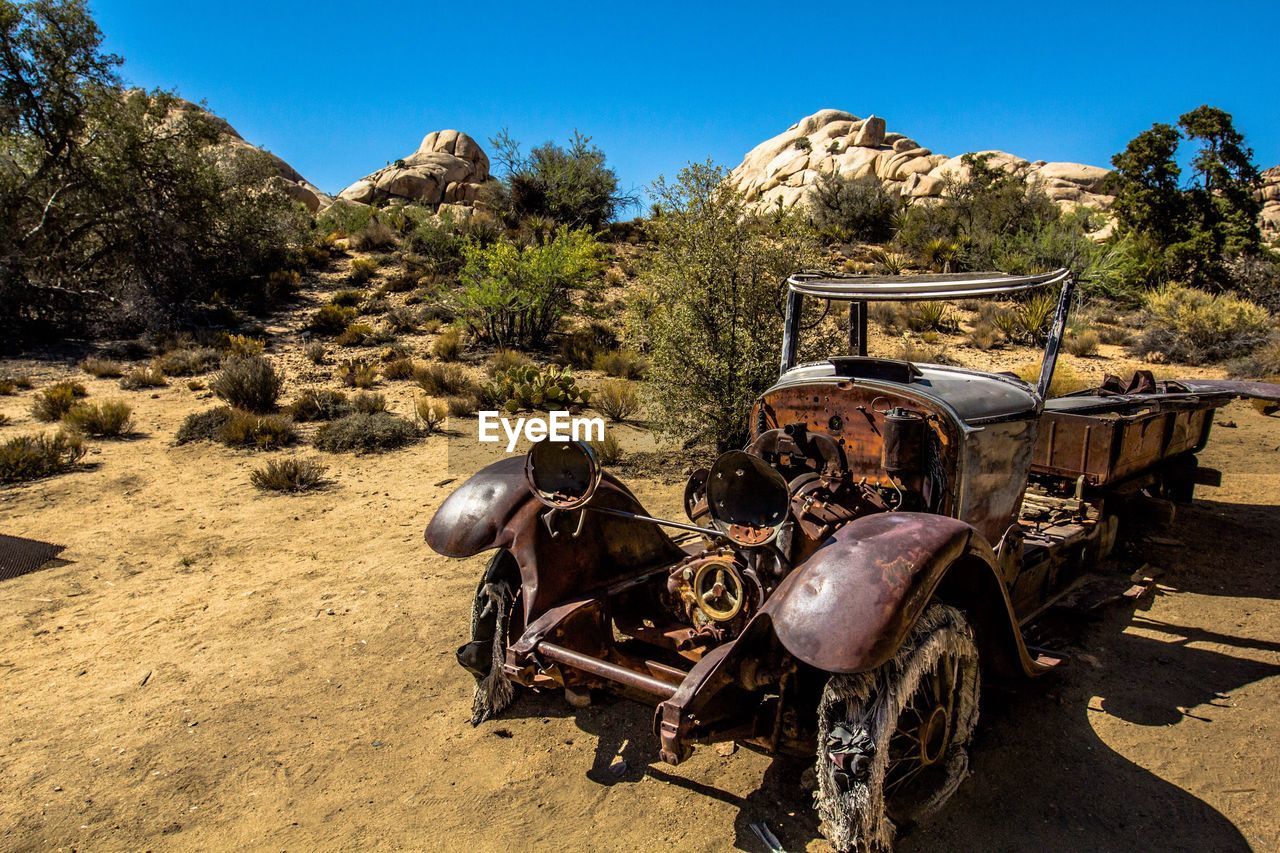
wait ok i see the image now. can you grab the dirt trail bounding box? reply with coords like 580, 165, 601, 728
2, 289, 1278, 850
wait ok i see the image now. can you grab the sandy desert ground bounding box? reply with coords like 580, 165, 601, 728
2, 269, 1279, 852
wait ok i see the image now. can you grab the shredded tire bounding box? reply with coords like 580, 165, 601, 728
815, 603, 981, 852
465, 552, 519, 725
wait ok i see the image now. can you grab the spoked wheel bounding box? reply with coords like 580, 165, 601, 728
815, 603, 980, 852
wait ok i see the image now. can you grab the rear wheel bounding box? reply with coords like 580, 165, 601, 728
815, 603, 980, 852
456, 550, 521, 725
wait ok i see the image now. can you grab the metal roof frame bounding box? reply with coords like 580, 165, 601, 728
786, 267, 1071, 301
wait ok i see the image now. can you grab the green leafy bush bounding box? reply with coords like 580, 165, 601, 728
211, 355, 282, 413
456, 228, 604, 348
32, 382, 87, 422
314, 413, 418, 453
1130, 286, 1272, 364
63, 400, 133, 436
0, 431, 86, 483
809, 170, 901, 243
250, 458, 329, 492
487, 130, 629, 229
287, 389, 351, 422
482, 364, 590, 412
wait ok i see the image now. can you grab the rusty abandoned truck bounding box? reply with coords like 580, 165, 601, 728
425, 269, 1280, 851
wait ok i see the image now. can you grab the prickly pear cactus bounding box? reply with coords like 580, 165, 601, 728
483, 364, 590, 412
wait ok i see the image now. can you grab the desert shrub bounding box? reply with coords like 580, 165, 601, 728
314, 413, 418, 453
175, 407, 233, 444
868, 302, 904, 334
592, 348, 647, 379
902, 302, 957, 334
330, 289, 364, 308
415, 397, 446, 434
287, 389, 351, 422
339, 359, 379, 389
1229, 338, 1280, 379
1015, 362, 1091, 397
639, 161, 820, 450
965, 323, 1003, 351
589, 432, 622, 465
80, 357, 125, 378
482, 364, 589, 412
307, 304, 358, 336
486, 129, 629, 230
32, 382, 87, 422
456, 228, 605, 348
405, 216, 467, 277
0, 431, 86, 483
361, 297, 391, 316
381, 357, 417, 380
336, 323, 376, 347
305, 342, 328, 364
488, 348, 533, 375
895, 340, 952, 365
604, 267, 626, 287
1097, 325, 1134, 346
119, 364, 167, 390
384, 307, 419, 333
347, 257, 380, 284
808, 170, 901, 243
211, 355, 282, 413
594, 380, 640, 422
379, 270, 419, 294
186, 379, 205, 391
218, 410, 298, 449
156, 347, 221, 376
1065, 329, 1100, 357
414, 363, 475, 396
351, 391, 388, 415
432, 327, 464, 361
558, 321, 617, 368
0, 373, 35, 395
348, 221, 397, 252
250, 458, 329, 493
226, 334, 265, 358
379, 344, 410, 362
445, 394, 479, 417
1130, 285, 1272, 364
63, 400, 133, 436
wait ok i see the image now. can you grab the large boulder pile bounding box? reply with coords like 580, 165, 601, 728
729, 108, 1112, 215
1259, 166, 1280, 239
337, 130, 492, 210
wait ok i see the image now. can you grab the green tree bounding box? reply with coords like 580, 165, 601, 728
1178, 105, 1262, 255
0, 0, 309, 343
486, 129, 633, 229
808, 169, 900, 243
1109, 123, 1186, 245
638, 161, 819, 451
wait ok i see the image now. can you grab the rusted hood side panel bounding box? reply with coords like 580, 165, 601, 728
760, 512, 973, 674
426, 456, 530, 557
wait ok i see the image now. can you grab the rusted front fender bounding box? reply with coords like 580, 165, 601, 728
760, 512, 1043, 676
425, 456, 685, 621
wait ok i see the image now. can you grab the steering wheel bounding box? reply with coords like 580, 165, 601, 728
692, 558, 745, 622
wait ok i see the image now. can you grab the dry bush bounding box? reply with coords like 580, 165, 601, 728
336, 323, 376, 347
156, 347, 221, 376
604, 267, 626, 287
211, 356, 282, 413
421, 317, 443, 335
307, 304, 359, 336
432, 327, 463, 361
895, 340, 952, 365
589, 432, 622, 465
32, 382, 87, 422
63, 400, 133, 437
0, 431, 85, 483
0, 413, 8, 426
380, 269, 419, 294
80, 357, 126, 378
594, 380, 640, 422
314, 413, 418, 453
415, 363, 474, 396
558, 322, 617, 369
250, 458, 329, 493
176, 407, 233, 444
119, 364, 167, 390
415, 397, 446, 434
1229, 338, 1280, 380
384, 307, 419, 333
1014, 362, 1091, 397
351, 391, 388, 414
288, 389, 351, 422
226, 334, 265, 358
339, 359, 379, 389
218, 410, 298, 450
1064, 329, 1100, 357
1096, 325, 1134, 346
1131, 286, 1272, 364
348, 222, 397, 252
488, 348, 532, 375
361, 297, 391, 316
869, 302, 904, 334
965, 323, 1003, 351
381, 357, 417, 380
445, 394, 479, 417
186, 379, 205, 391
592, 348, 647, 380
347, 257, 380, 284
330, 289, 364, 308
305, 342, 328, 364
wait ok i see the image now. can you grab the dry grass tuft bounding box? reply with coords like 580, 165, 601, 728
432, 327, 463, 361
119, 364, 168, 390
80, 357, 126, 378
32, 382, 87, 422
314, 413, 418, 453
594, 380, 640, 423
415, 362, 474, 396
250, 458, 329, 493
211, 356, 282, 413
339, 359, 379, 389
63, 400, 134, 437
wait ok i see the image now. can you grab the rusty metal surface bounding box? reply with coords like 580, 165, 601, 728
958, 417, 1039, 544
1032, 406, 1216, 486
425, 456, 530, 558
759, 512, 972, 673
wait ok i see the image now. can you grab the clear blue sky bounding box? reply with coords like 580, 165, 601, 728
94, 0, 1277, 205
